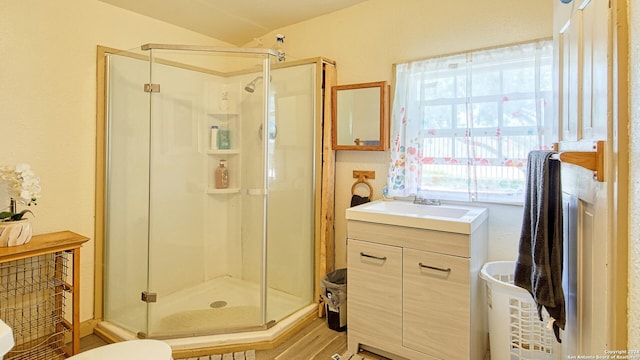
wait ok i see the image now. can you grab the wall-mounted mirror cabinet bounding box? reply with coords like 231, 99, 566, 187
331, 81, 389, 150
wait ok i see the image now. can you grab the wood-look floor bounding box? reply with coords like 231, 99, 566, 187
79, 318, 387, 359
80, 318, 487, 359
254, 318, 347, 360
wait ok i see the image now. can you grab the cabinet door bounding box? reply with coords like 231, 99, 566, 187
347, 239, 403, 352
403, 248, 470, 360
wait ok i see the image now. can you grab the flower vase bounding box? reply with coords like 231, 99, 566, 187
0, 219, 33, 247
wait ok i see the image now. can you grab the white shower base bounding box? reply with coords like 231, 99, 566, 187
99, 304, 317, 352
100, 276, 313, 343
150, 276, 308, 335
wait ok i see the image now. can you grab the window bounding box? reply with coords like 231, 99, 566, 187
388, 40, 553, 203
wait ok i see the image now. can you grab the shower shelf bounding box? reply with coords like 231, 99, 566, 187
208, 113, 239, 119
207, 149, 240, 155
207, 187, 241, 194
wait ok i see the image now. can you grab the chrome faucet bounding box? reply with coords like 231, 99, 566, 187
413, 189, 441, 205
413, 197, 441, 206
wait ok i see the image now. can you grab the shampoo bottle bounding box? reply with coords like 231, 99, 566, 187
210, 125, 219, 150
215, 160, 229, 189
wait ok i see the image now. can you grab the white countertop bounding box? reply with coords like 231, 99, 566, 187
345, 199, 488, 234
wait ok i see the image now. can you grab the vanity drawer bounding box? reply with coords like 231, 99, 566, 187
347, 220, 470, 257
347, 239, 403, 352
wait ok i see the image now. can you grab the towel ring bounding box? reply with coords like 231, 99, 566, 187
351, 175, 373, 197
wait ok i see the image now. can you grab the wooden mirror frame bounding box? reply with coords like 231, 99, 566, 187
331, 81, 389, 151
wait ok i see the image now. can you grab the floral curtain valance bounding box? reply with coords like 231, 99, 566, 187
388, 40, 553, 203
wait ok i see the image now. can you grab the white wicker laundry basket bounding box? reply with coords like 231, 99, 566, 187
479, 261, 555, 360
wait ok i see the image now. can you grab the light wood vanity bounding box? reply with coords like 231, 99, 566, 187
346, 201, 488, 360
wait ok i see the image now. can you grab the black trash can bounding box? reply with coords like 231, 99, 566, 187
321, 268, 347, 332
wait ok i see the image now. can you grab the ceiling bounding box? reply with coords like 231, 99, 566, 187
99, 0, 368, 46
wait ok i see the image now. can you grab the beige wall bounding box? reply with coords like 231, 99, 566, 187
259, 0, 554, 268
0, 0, 555, 325
0, 0, 230, 322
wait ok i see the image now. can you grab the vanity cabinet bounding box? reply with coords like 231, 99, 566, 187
346, 216, 488, 360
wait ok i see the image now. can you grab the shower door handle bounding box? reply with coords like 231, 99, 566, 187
259, 123, 277, 140
247, 188, 267, 196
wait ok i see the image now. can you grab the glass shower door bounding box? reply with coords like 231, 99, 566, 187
104, 50, 152, 336
266, 63, 317, 322
144, 47, 271, 337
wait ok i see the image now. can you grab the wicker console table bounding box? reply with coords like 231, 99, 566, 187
0, 231, 89, 359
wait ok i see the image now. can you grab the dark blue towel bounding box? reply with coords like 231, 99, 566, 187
350, 195, 371, 207
514, 150, 565, 342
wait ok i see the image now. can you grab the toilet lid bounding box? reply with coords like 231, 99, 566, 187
69, 339, 172, 360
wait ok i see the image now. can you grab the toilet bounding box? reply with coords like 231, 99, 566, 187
0, 320, 14, 357
68, 339, 173, 360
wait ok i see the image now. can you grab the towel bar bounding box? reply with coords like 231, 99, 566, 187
552, 140, 605, 182
352, 170, 375, 196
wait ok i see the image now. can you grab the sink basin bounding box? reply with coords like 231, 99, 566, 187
363, 201, 472, 218
346, 200, 487, 234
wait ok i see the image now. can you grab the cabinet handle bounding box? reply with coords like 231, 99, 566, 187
360, 252, 387, 261
418, 262, 451, 273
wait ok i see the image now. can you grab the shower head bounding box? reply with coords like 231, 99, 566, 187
244, 76, 263, 93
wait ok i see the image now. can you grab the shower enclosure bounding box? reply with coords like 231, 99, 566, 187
100, 44, 325, 340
